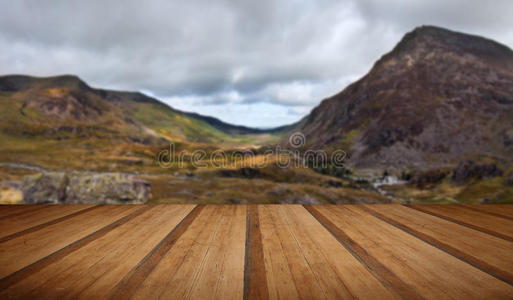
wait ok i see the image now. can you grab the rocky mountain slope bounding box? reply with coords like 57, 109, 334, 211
292, 26, 513, 171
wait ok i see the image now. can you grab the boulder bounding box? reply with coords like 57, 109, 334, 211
22, 172, 68, 204
22, 172, 151, 204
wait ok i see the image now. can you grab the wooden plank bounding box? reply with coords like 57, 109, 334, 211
261, 205, 398, 299
362, 204, 513, 285
0, 205, 98, 242
131, 205, 247, 300
410, 205, 513, 242
0, 206, 150, 292
111, 205, 203, 300
0, 204, 512, 299
0, 205, 50, 219
0, 205, 141, 279
260, 205, 323, 299
244, 205, 268, 300
313, 205, 513, 299
258, 205, 300, 300
304, 205, 418, 300
188, 206, 246, 300
462, 204, 513, 221
0, 205, 195, 299
0, 205, 25, 218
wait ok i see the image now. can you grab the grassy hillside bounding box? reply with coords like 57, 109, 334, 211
5, 75, 384, 205
0, 75, 288, 173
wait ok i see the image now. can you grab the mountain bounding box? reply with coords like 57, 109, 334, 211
291, 26, 513, 171
0, 74, 283, 145
0, 74, 389, 205
0, 74, 288, 175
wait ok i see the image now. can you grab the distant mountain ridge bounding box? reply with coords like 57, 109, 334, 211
0, 74, 279, 138
289, 25, 513, 171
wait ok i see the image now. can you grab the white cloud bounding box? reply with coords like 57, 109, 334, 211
1, 0, 512, 127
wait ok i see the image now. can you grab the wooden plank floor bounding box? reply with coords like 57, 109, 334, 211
0, 205, 512, 299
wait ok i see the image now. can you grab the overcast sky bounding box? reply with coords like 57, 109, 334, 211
1, 0, 513, 127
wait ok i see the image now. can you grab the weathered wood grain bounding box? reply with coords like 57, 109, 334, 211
0, 205, 98, 242
411, 204, 513, 242
0, 205, 50, 219
361, 204, 513, 285
462, 204, 513, 220
244, 205, 268, 300
131, 205, 247, 300
0, 205, 141, 279
262, 205, 399, 299
0, 204, 511, 300
304, 205, 418, 300
110, 205, 202, 300
313, 205, 513, 299
0, 205, 194, 299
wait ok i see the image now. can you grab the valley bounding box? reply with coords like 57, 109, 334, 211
1, 26, 513, 205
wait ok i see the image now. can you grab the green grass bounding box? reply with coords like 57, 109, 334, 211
455, 177, 513, 204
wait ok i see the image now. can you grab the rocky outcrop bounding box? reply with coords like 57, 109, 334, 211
289, 26, 513, 171
410, 169, 449, 188
22, 172, 68, 203
22, 172, 151, 204
452, 161, 503, 184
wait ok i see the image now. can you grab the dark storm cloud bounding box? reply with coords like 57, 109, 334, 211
1, 0, 513, 127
